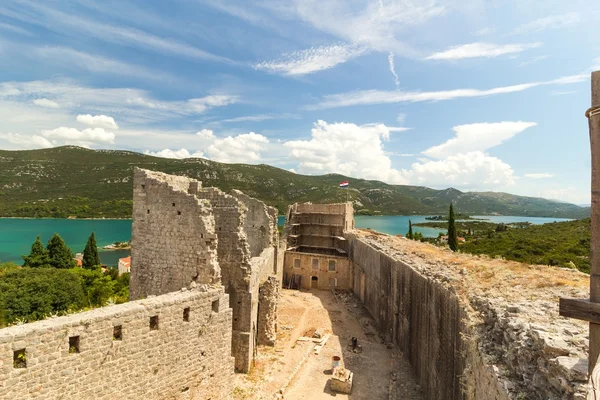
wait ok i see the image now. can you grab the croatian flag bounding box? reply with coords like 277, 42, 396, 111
339, 181, 349, 188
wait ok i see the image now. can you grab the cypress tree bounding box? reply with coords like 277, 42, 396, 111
82, 232, 101, 269
448, 203, 458, 252
407, 220, 413, 239
22, 236, 51, 268
47, 233, 77, 269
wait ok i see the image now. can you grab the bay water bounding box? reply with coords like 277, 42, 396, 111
0, 215, 573, 266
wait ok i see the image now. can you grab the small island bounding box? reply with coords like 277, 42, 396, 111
425, 214, 477, 221
102, 241, 131, 250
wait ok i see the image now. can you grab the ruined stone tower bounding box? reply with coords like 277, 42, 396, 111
283, 202, 354, 290
131, 168, 280, 372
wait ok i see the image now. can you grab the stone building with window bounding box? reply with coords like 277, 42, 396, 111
282, 203, 354, 290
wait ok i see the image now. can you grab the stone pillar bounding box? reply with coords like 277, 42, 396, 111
257, 276, 279, 346
589, 70, 600, 374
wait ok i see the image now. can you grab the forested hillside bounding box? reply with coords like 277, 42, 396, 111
0, 146, 590, 218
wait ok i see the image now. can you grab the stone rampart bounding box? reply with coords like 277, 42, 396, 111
130, 168, 220, 299
346, 232, 589, 399
131, 169, 281, 373
0, 287, 234, 400
231, 189, 278, 258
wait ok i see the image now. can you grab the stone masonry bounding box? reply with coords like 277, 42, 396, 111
131, 168, 280, 373
0, 287, 234, 400
130, 169, 219, 298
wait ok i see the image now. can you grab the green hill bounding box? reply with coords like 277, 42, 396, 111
0, 146, 590, 219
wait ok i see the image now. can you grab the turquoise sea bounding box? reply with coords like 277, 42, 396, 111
0, 215, 573, 265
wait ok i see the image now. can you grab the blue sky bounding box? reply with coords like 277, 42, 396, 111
0, 0, 598, 204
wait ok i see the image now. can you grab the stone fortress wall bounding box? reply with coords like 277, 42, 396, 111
1, 167, 282, 399
0, 287, 234, 400
346, 232, 590, 400
131, 168, 280, 373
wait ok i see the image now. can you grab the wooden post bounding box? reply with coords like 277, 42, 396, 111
590, 71, 600, 375
559, 71, 600, 390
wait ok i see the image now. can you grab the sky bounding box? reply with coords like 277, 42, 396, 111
0, 0, 599, 205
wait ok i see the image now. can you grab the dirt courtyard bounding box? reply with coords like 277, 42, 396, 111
232, 289, 423, 400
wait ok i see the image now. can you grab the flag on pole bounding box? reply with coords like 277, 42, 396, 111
339, 181, 349, 188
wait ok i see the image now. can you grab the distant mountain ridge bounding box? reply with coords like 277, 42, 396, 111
0, 146, 590, 219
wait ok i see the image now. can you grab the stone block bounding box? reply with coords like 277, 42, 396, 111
330, 367, 353, 394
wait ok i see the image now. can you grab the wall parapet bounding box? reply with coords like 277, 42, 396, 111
0, 286, 234, 400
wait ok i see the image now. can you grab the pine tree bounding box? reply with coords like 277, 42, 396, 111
407, 220, 413, 239
82, 232, 101, 269
47, 233, 77, 269
22, 236, 51, 268
448, 203, 458, 252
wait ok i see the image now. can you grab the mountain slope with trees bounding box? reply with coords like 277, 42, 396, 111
0, 146, 590, 218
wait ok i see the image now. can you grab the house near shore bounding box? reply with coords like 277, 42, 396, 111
439, 235, 466, 244
117, 256, 131, 275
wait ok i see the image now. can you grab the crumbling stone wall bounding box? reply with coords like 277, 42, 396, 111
258, 275, 279, 346
194, 187, 258, 372
346, 232, 589, 399
131, 169, 280, 373
231, 189, 278, 258
0, 287, 234, 400
130, 168, 219, 299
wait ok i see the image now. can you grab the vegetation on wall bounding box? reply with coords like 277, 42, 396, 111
415, 218, 591, 273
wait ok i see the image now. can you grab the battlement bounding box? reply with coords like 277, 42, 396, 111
0, 287, 234, 399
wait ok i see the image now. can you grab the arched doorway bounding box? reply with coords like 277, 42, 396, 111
311, 276, 318, 289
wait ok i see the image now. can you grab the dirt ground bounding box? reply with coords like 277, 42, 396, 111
232, 289, 423, 400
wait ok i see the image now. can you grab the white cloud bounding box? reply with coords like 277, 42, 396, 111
388, 127, 411, 132
0, 80, 239, 124
396, 113, 407, 125
146, 130, 270, 164
145, 148, 204, 159
41, 127, 116, 146
425, 42, 541, 60
254, 44, 366, 75
264, 0, 445, 57
524, 173, 553, 179
310, 72, 587, 109
404, 151, 516, 188
423, 121, 537, 159
196, 129, 215, 140
206, 132, 269, 163
76, 114, 119, 130
219, 113, 300, 123
0, 133, 53, 150
513, 12, 581, 35
284, 120, 409, 184
281, 120, 528, 190
388, 52, 400, 87
33, 98, 60, 108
